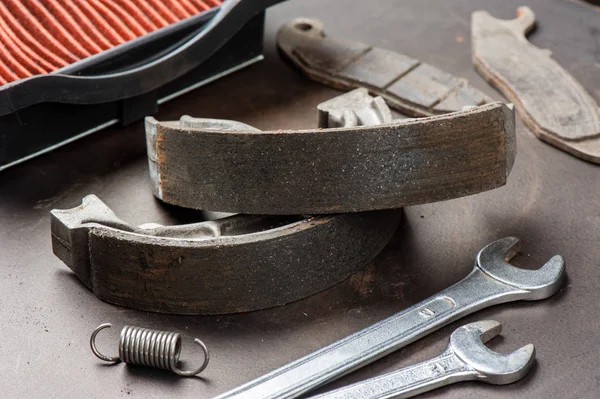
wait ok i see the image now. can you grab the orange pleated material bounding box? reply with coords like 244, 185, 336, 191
0, 0, 221, 84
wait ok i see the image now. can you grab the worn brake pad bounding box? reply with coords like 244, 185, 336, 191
277, 17, 492, 117
472, 7, 600, 163
51, 195, 400, 315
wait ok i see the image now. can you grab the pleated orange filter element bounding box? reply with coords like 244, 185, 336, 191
0, 0, 282, 171
0, 0, 222, 84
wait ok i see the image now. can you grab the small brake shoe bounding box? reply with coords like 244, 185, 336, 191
146, 96, 516, 215
277, 17, 492, 117
51, 195, 401, 315
472, 7, 600, 164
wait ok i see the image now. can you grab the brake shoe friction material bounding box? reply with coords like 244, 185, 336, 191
51, 195, 401, 315
147, 102, 516, 215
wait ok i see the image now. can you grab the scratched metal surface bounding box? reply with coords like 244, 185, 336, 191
0, 0, 598, 398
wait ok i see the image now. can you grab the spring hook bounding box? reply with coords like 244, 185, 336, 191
90, 323, 210, 377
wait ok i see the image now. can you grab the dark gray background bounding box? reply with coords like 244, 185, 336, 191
1, 0, 598, 397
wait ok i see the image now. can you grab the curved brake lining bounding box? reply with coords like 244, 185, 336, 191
277, 17, 492, 117
146, 94, 516, 215
472, 7, 600, 163
51, 195, 401, 315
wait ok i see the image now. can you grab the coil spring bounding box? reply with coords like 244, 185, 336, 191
90, 323, 209, 377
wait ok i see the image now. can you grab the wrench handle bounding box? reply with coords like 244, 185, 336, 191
309, 350, 473, 399
215, 270, 517, 399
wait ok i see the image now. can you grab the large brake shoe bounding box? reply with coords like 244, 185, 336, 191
277, 17, 492, 117
146, 96, 516, 215
51, 195, 401, 315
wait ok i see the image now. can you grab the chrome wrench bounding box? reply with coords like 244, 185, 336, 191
311, 320, 535, 399
215, 237, 564, 399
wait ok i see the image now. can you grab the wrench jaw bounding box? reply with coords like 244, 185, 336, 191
476, 237, 566, 301
450, 320, 536, 385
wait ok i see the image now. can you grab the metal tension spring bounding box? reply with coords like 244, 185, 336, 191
90, 323, 210, 377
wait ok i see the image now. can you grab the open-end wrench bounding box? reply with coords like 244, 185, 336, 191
311, 320, 535, 399
215, 237, 564, 399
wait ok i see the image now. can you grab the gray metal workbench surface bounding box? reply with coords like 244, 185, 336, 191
1, 1, 598, 397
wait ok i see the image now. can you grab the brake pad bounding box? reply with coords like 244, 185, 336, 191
277, 17, 492, 117
473, 7, 600, 163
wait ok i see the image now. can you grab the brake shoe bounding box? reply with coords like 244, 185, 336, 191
51, 195, 401, 315
277, 17, 492, 117
146, 97, 516, 215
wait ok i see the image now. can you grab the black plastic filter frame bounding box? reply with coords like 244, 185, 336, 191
0, 0, 283, 171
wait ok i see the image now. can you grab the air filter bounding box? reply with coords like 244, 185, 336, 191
0, 0, 283, 171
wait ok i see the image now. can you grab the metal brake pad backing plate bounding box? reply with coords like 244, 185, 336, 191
51, 195, 401, 315
147, 101, 516, 215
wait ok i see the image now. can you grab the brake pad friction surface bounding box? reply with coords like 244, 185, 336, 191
277, 17, 491, 117
472, 7, 600, 163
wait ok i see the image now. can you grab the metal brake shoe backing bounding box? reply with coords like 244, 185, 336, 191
51, 195, 401, 315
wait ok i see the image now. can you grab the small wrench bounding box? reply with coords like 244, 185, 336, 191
310, 320, 535, 399
215, 237, 564, 399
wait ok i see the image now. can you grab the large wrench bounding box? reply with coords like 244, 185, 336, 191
311, 320, 535, 399
215, 237, 564, 399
